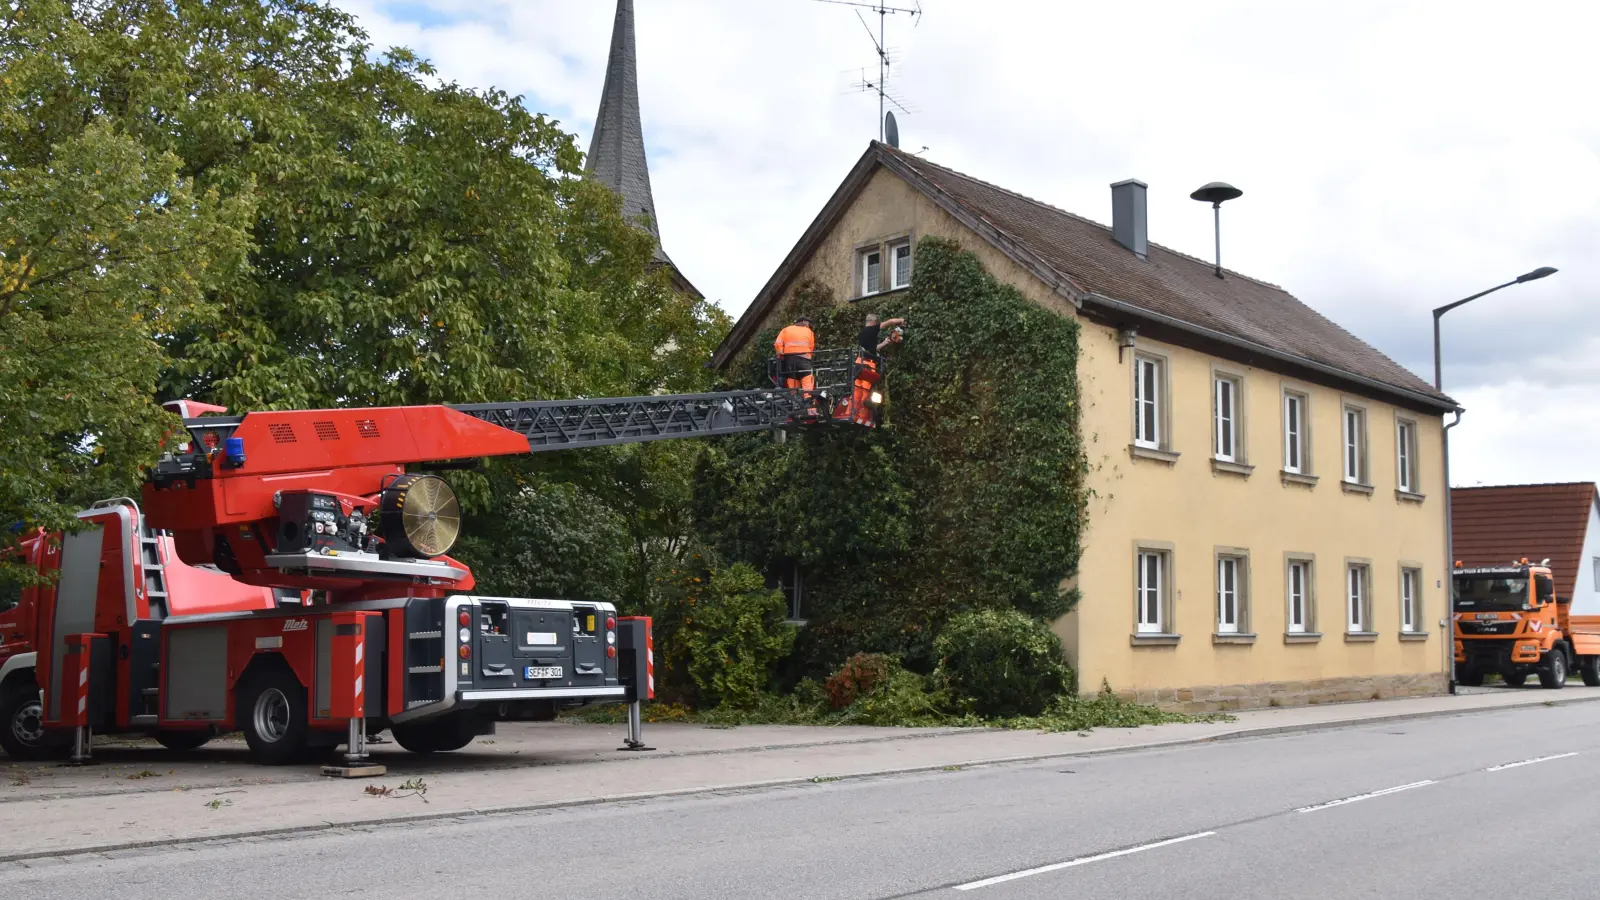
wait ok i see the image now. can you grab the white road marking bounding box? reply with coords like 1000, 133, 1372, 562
1295, 780, 1435, 813
952, 831, 1215, 891
1486, 752, 1579, 772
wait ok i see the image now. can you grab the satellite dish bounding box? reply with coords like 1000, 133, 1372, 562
884, 111, 899, 148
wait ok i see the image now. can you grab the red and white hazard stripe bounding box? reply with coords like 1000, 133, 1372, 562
646, 631, 655, 700
76, 651, 90, 720
353, 631, 365, 716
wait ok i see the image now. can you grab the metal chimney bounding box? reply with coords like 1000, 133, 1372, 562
1111, 179, 1148, 259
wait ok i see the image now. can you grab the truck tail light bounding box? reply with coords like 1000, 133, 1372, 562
607, 645, 616, 659
458, 644, 471, 659
459, 610, 471, 627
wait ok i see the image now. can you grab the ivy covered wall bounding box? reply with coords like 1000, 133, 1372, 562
695, 237, 1090, 677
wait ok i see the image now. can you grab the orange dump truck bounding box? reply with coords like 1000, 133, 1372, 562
1453, 559, 1600, 689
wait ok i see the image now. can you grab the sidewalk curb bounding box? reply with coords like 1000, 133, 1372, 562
5, 691, 1596, 865
0, 726, 981, 806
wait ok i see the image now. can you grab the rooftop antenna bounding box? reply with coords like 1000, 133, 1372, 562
1190, 182, 1242, 279
814, 0, 922, 142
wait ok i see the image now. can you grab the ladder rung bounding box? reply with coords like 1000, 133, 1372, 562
142, 687, 160, 696
407, 665, 443, 674
406, 699, 435, 709
408, 630, 443, 639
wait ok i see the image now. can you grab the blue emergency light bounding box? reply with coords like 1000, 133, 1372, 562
224, 436, 246, 468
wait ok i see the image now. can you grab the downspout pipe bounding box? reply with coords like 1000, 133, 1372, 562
1442, 407, 1463, 694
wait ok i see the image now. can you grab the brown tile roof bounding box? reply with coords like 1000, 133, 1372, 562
876, 145, 1450, 407
1451, 483, 1598, 598
713, 143, 1453, 411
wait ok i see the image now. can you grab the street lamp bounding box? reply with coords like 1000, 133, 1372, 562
1433, 265, 1557, 694
1433, 267, 1557, 389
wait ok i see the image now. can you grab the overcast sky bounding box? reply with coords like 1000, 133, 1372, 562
337, 0, 1598, 488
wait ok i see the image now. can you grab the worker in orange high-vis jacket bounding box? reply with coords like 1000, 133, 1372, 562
773, 315, 816, 394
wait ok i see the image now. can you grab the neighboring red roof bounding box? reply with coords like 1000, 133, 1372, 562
1451, 483, 1598, 598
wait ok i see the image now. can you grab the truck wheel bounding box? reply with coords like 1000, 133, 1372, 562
1581, 656, 1600, 687
391, 715, 476, 754
1456, 668, 1484, 687
153, 727, 215, 752
1539, 649, 1568, 690
1502, 671, 1527, 687
0, 682, 67, 761
238, 670, 310, 764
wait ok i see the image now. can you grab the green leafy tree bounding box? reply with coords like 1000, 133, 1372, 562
675, 560, 795, 710
1, 1, 725, 591
451, 480, 632, 603
1, 0, 256, 571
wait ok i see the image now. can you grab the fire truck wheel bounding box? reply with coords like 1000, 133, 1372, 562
1580, 656, 1600, 687
0, 682, 68, 761
238, 670, 310, 764
153, 728, 215, 752
391, 715, 476, 754
1538, 649, 1568, 690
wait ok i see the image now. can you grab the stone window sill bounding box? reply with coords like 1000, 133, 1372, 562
846, 286, 910, 304
1341, 480, 1375, 495
1211, 459, 1255, 478
1395, 490, 1426, 504
1212, 632, 1257, 645
1281, 471, 1318, 487
1344, 631, 1379, 642
1284, 632, 1322, 644
1129, 445, 1180, 465
1399, 631, 1430, 642
1130, 633, 1181, 646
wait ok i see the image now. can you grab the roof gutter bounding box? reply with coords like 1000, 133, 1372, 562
1082, 291, 1459, 413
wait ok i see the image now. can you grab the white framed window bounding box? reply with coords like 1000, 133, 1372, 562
1401, 567, 1420, 632
1396, 419, 1418, 494
1134, 355, 1163, 449
889, 240, 912, 289
1347, 563, 1370, 633
860, 248, 883, 295
1342, 406, 1367, 484
1214, 376, 1240, 462
1283, 391, 1308, 474
1287, 558, 1311, 634
1136, 549, 1167, 633
1216, 555, 1245, 634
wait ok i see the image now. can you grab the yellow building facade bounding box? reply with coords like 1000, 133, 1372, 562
713, 144, 1453, 710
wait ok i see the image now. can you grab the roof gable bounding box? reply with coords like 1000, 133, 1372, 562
1451, 483, 1599, 598
714, 143, 1452, 411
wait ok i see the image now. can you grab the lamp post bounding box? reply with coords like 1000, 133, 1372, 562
1433, 266, 1557, 694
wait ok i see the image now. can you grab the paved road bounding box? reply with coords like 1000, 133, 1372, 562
7, 701, 1600, 899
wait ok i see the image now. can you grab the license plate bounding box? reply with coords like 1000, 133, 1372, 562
525, 666, 562, 680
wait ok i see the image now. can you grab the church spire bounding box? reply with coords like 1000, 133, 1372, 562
587, 0, 669, 265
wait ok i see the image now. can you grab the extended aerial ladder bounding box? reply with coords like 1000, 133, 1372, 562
7, 347, 884, 768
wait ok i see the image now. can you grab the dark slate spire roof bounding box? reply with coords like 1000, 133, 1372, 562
587, 0, 669, 266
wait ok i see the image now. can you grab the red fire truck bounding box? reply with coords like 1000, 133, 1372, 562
0, 350, 881, 767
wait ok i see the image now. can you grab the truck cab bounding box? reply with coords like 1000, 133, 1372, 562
1453, 560, 1600, 689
